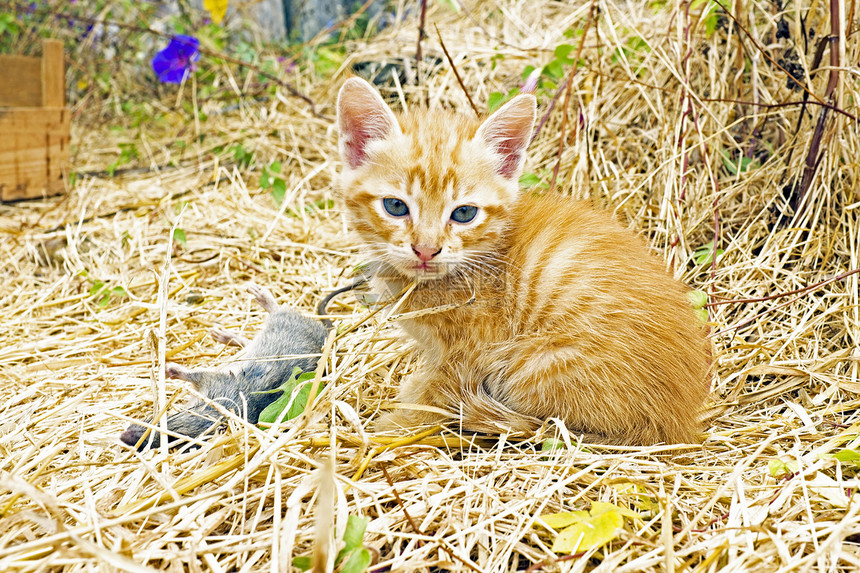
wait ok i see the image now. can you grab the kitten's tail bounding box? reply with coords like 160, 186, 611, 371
444, 373, 543, 435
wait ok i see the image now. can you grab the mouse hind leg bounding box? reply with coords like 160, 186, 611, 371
248, 283, 281, 313
166, 362, 225, 391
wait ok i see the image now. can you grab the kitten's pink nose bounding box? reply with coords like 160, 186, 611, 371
411, 244, 441, 262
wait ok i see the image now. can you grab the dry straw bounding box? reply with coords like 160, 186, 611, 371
2, 0, 860, 570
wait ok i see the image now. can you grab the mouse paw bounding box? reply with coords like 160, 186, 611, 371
248, 283, 281, 313
211, 328, 249, 347
165, 362, 192, 380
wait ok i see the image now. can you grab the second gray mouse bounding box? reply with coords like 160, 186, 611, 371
121, 284, 329, 449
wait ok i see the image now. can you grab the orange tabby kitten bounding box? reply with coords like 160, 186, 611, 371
336, 77, 711, 445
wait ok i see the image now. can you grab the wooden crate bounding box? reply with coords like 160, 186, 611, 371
0, 39, 70, 201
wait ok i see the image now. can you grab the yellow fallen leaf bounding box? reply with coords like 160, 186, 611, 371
590, 501, 641, 520
541, 510, 589, 529
552, 509, 623, 553
203, 0, 229, 24
613, 483, 659, 514
541, 501, 641, 554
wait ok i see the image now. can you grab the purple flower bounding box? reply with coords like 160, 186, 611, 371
152, 35, 200, 84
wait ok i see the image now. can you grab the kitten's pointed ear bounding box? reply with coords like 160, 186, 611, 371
474, 94, 537, 179
337, 77, 402, 169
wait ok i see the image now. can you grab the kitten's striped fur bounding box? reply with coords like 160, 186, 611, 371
337, 77, 711, 445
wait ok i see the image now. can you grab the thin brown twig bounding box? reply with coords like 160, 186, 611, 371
583, 66, 858, 122
793, 0, 842, 214
716, 291, 811, 335
379, 465, 423, 542
548, 70, 575, 193
416, 0, 428, 89
706, 268, 860, 308
548, 0, 596, 192
525, 552, 585, 573
434, 24, 480, 117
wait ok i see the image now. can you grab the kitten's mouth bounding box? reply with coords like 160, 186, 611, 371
405, 261, 448, 280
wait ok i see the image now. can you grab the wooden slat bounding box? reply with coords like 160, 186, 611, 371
41, 40, 65, 108
0, 55, 42, 107
0, 108, 70, 201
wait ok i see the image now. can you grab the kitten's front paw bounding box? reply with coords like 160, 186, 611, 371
374, 409, 447, 433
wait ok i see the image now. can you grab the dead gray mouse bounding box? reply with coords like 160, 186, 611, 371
120, 282, 360, 450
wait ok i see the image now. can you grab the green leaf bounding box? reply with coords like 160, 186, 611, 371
271, 178, 287, 205
172, 228, 187, 246
291, 556, 312, 571
686, 290, 708, 309
693, 241, 723, 265
231, 143, 253, 169
519, 172, 540, 187
337, 515, 369, 562
831, 449, 860, 464
313, 46, 346, 77
341, 547, 372, 573
269, 161, 282, 174
111, 286, 128, 298
519, 172, 548, 189
719, 149, 759, 176
521, 65, 536, 82
694, 308, 709, 323
543, 59, 564, 79
554, 44, 576, 65
98, 294, 111, 308
288, 198, 335, 217
541, 438, 566, 452
257, 368, 319, 424
700, 0, 726, 36
0, 13, 20, 35
768, 458, 799, 478
89, 280, 105, 296
437, 0, 461, 12
487, 91, 508, 113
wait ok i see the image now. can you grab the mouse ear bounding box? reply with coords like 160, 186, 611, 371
337, 77, 402, 169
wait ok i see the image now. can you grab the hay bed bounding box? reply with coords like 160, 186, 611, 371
2, 1, 860, 571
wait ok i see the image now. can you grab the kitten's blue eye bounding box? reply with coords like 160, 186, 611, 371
382, 197, 409, 217
451, 205, 478, 223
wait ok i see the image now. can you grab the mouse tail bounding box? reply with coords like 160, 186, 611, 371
316, 277, 368, 328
